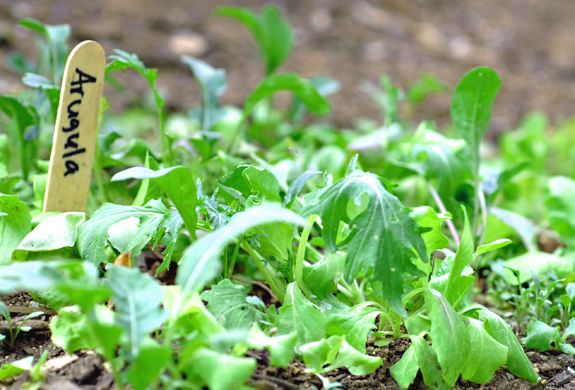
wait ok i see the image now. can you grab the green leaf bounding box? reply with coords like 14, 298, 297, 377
444, 207, 474, 306
243, 166, 281, 202
275, 282, 326, 345
186, 348, 256, 390
12, 212, 84, 261
389, 342, 419, 389
491, 207, 538, 251
112, 166, 197, 238
502, 251, 575, 285
545, 176, 575, 246
247, 326, 297, 368
22, 73, 60, 119
411, 335, 451, 390
154, 211, 184, 275
303, 170, 427, 315
479, 308, 539, 384
324, 338, 382, 375
182, 56, 227, 132
107, 266, 168, 358
216, 4, 293, 75
425, 289, 470, 386
284, 170, 321, 208
244, 73, 331, 116
462, 318, 508, 384
301, 335, 381, 376
451, 67, 501, 148
475, 238, 512, 257
522, 319, 560, 352
201, 279, 263, 330
412, 206, 450, 259
0, 260, 99, 296
303, 252, 345, 299
126, 342, 171, 390
50, 309, 96, 354
0, 194, 32, 265
176, 204, 305, 295
77, 200, 169, 265
327, 305, 380, 353
0, 356, 34, 381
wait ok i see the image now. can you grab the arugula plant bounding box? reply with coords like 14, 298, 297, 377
0, 301, 44, 349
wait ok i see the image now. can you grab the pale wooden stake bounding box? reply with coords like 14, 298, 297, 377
43, 41, 105, 213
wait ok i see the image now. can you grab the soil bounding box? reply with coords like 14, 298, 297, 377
1, 0, 575, 133
2, 0, 575, 389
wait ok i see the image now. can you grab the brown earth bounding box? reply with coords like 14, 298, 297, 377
1, 0, 575, 134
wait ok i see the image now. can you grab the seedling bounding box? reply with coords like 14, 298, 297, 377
43, 40, 105, 212
0, 301, 44, 349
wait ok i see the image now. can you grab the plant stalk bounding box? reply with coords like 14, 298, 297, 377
427, 182, 460, 246
240, 241, 286, 302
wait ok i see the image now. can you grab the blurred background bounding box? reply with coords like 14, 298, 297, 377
1, 0, 575, 135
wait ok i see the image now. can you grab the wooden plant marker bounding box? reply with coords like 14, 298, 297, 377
43, 41, 105, 213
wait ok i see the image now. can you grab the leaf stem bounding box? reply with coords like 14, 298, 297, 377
426, 182, 459, 246
226, 234, 244, 279
240, 241, 286, 303
226, 114, 248, 154
471, 145, 481, 246
295, 214, 317, 285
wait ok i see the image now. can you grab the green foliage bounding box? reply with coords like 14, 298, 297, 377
216, 4, 294, 75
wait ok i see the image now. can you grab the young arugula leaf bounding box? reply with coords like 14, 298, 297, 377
303, 170, 427, 316
107, 266, 168, 358
246, 325, 297, 368
0, 356, 34, 381
451, 67, 501, 152
545, 176, 575, 247
479, 308, 540, 384
302, 252, 345, 299
18, 18, 70, 85
482, 160, 530, 203
425, 289, 470, 387
461, 318, 508, 384
275, 282, 326, 345
301, 335, 382, 376
12, 212, 84, 261
389, 341, 419, 389
77, 200, 169, 265
502, 251, 575, 284
112, 166, 197, 239
106, 50, 171, 163
152, 211, 184, 275
182, 56, 227, 132
391, 335, 451, 390
0, 194, 32, 265
126, 342, 171, 390
443, 207, 474, 306
521, 319, 560, 352
201, 279, 263, 330
176, 203, 305, 296
412, 206, 450, 259
50, 308, 97, 354
197, 180, 231, 230
185, 348, 256, 390
244, 73, 331, 117
21, 73, 60, 119
475, 238, 512, 257
491, 207, 538, 251
284, 170, 322, 208
326, 305, 380, 353
216, 4, 293, 75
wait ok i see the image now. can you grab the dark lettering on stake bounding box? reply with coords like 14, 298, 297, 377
62, 148, 86, 159
64, 160, 79, 176
70, 68, 97, 96
67, 100, 81, 118
60, 68, 98, 177
64, 133, 79, 149
62, 118, 79, 132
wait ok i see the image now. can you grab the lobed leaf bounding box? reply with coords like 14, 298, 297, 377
107, 266, 168, 358
303, 170, 427, 315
